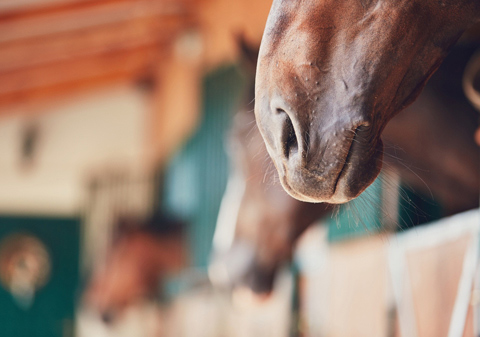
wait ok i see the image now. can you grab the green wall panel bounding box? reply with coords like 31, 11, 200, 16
163, 64, 246, 268
0, 216, 80, 337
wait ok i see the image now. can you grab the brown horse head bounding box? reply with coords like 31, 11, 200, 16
255, 0, 480, 203
212, 35, 480, 295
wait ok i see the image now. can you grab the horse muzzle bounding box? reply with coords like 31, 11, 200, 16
255, 97, 383, 203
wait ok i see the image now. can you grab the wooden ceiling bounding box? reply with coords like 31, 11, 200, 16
0, 0, 198, 108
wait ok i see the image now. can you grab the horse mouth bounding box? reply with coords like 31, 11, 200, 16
331, 129, 357, 199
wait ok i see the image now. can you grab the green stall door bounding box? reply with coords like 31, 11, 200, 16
0, 216, 80, 337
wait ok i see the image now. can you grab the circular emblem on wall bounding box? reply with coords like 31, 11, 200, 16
0, 233, 51, 308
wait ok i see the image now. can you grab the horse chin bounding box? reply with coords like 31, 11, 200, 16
278, 176, 326, 203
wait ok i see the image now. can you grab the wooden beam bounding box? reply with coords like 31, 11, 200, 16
0, 0, 189, 23
0, 1, 189, 43
0, 15, 185, 72
0, 0, 197, 109
0, 46, 163, 109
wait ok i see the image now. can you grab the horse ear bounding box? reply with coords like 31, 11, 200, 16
234, 32, 259, 75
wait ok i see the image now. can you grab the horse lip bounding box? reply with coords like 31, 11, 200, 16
332, 131, 356, 195
332, 160, 348, 195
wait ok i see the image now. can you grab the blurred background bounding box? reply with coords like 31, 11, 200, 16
0, 1, 479, 336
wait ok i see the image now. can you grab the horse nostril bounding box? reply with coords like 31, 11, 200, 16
278, 109, 298, 159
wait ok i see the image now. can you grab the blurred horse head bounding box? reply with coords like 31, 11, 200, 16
210, 104, 330, 294
84, 215, 185, 322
